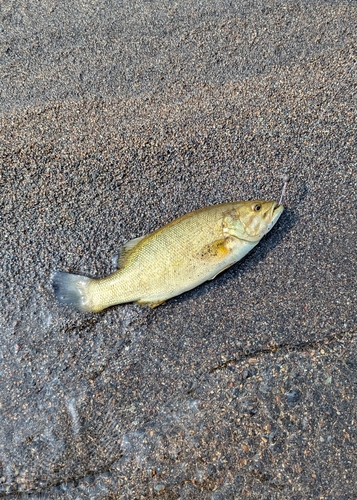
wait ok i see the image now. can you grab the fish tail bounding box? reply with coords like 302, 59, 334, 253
52, 271, 94, 312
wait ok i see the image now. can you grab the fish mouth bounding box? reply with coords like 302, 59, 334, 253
272, 202, 284, 218
262, 202, 284, 236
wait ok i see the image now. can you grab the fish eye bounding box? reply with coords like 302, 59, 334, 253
253, 203, 261, 212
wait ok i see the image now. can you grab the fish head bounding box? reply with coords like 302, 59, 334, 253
226, 200, 284, 242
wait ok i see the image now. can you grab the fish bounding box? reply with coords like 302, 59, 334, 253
53, 184, 287, 312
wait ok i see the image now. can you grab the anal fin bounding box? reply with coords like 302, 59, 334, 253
136, 299, 167, 308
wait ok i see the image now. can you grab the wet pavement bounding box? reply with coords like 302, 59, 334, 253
1, 0, 356, 498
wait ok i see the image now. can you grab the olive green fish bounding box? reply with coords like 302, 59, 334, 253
53, 196, 284, 312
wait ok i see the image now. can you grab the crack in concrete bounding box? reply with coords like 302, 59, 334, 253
0, 456, 122, 499
208, 328, 356, 374
2, 327, 355, 497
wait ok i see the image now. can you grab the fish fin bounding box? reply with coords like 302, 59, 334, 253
136, 299, 167, 308
52, 271, 94, 312
197, 239, 232, 262
209, 262, 235, 280
117, 235, 146, 268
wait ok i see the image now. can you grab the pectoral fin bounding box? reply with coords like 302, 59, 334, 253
196, 238, 232, 262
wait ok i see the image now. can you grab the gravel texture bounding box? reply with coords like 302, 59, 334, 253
0, 0, 356, 498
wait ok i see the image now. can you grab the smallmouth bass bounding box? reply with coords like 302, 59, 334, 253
53, 198, 284, 312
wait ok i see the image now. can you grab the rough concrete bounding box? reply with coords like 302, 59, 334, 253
0, 0, 356, 498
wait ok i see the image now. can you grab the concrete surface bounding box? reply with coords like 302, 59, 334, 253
0, 0, 356, 498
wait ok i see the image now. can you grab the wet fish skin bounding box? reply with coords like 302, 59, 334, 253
53, 199, 283, 312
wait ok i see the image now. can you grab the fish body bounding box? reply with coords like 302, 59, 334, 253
53, 199, 283, 312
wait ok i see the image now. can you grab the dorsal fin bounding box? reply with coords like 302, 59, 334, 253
117, 235, 146, 268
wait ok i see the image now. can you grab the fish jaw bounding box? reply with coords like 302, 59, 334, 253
262, 203, 284, 236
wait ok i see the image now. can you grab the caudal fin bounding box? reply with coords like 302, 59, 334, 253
52, 271, 94, 312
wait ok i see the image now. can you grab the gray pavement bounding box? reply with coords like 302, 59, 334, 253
0, 0, 356, 498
